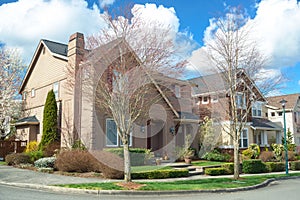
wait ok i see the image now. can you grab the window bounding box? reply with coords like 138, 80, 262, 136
105, 118, 132, 147
211, 95, 218, 103
23, 91, 26, 100
106, 119, 118, 147
53, 82, 59, 99
31, 89, 35, 97
236, 93, 246, 109
239, 129, 248, 148
256, 131, 268, 146
252, 101, 262, 117
202, 96, 209, 104
174, 85, 181, 98
271, 112, 275, 117
276, 131, 281, 144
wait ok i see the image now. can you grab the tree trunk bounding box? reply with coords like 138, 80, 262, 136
233, 140, 240, 180
123, 141, 131, 182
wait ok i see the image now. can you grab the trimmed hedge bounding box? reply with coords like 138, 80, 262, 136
291, 161, 300, 170
265, 162, 285, 172
242, 159, 268, 174
5, 153, 32, 165
104, 148, 147, 166
205, 167, 229, 176
221, 163, 234, 174
202, 149, 231, 162
132, 169, 189, 179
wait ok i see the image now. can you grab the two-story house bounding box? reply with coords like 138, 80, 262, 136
189, 70, 282, 149
266, 93, 300, 146
14, 32, 199, 157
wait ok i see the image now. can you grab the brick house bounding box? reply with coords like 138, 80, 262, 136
15, 33, 199, 157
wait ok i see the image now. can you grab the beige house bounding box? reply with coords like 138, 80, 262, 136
15, 32, 198, 157
266, 93, 300, 146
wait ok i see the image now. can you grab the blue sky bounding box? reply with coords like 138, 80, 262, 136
0, 0, 299, 96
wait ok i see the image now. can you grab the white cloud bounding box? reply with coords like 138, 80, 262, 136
99, 0, 115, 8
0, 0, 105, 63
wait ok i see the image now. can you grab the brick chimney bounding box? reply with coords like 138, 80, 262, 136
67, 32, 85, 68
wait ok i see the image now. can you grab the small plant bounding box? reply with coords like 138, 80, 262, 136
259, 151, 275, 162
242, 144, 260, 159
34, 157, 56, 168
5, 153, 31, 166
26, 150, 44, 162
201, 149, 230, 162
72, 140, 86, 150
25, 141, 39, 153
271, 143, 284, 161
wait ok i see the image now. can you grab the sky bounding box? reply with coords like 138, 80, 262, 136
0, 0, 300, 96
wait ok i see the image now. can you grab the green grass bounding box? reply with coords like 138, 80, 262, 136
0, 161, 6, 165
131, 166, 172, 173
55, 173, 300, 191
192, 161, 231, 167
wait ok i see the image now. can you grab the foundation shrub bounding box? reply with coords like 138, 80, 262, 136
132, 169, 188, 179
43, 142, 60, 157
55, 150, 100, 173
90, 150, 124, 179
282, 151, 296, 161
221, 163, 234, 174
265, 162, 285, 172
242, 159, 268, 174
205, 167, 229, 176
201, 149, 231, 162
104, 148, 147, 166
290, 161, 300, 170
26, 150, 44, 163
34, 157, 56, 168
25, 141, 39, 153
5, 153, 31, 165
259, 151, 275, 162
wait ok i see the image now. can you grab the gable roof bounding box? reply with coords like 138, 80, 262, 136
19, 39, 68, 93
251, 117, 282, 131
267, 93, 300, 110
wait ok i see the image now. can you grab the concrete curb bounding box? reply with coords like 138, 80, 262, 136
1, 176, 300, 196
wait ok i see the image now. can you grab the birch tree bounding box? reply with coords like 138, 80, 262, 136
0, 47, 25, 139
71, 7, 186, 182
204, 7, 266, 179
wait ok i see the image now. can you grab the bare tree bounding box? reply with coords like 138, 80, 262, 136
0, 47, 25, 139
204, 7, 266, 179
68, 7, 186, 182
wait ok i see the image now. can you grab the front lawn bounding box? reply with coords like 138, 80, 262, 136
55, 173, 300, 191
0, 161, 6, 165
192, 160, 231, 167
131, 165, 172, 173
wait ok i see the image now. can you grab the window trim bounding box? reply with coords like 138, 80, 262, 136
239, 128, 248, 148
53, 82, 59, 99
236, 92, 246, 109
211, 95, 218, 103
105, 118, 119, 147
202, 96, 209, 104
31, 88, 35, 98
174, 85, 181, 98
252, 101, 262, 117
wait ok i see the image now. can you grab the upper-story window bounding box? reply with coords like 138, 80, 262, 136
174, 85, 181, 98
252, 101, 262, 117
53, 82, 59, 99
211, 95, 218, 103
236, 93, 246, 109
23, 91, 26, 100
202, 96, 209, 104
31, 88, 35, 98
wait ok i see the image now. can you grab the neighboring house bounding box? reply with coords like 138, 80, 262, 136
15, 33, 198, 157
266, 93, 300, 146
189, 70, 283, 149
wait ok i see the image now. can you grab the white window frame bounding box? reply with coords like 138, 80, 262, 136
239, 128, 248, 148
174, 85, 181, 98
53, 82, 59, 99
202, 96, 209, 104
31, 88, 35, 97
252, 101, 262, 117
105, 118, 119, 147
276, 131, 281, 144
236, 92, 246, 109
23, 91, 26, 100
211, 95, 218, 103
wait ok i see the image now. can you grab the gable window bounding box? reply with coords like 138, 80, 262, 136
252, 101, 262, 117
236, 93, 246, 109
202, 96, 209, 104
271, 112, 275, 117
278, 112, 282, 116
53, 82, 59, 99
23, 91, 26, 100
31, 89, 35, 97
239, 129, 248, 148
106, 119, 118, 147
174, 85, 181, 98
211, 95, 218, 103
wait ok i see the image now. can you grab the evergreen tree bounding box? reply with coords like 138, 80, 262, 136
39, 90, 59, 149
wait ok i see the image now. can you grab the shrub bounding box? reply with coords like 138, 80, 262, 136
55, 150, 100, 173
5, 153, 31, 165
202, 149, 231, 162
90, 150, 124, 179
290, 161, 300, 170
34, 157, 56, 168
265, 162, 285, 172
221, 163, 234, 174
205, 167, 229, 176
242, 159, 268, 174
26, 150, 44, 162
282, 151, 296, 161
104, 148, 147, 166
132, 169, 188, 179
271, 144, 284, 161
43, 142, 60, 157
72, 140, 86, 150
25, 141, 39, 153
259, 151, 275, 162
39, 90, 59, 150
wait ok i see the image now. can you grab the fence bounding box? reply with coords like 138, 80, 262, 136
0, 141, 27, 161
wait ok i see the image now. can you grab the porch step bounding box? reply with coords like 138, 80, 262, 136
167, 162, 203, 176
